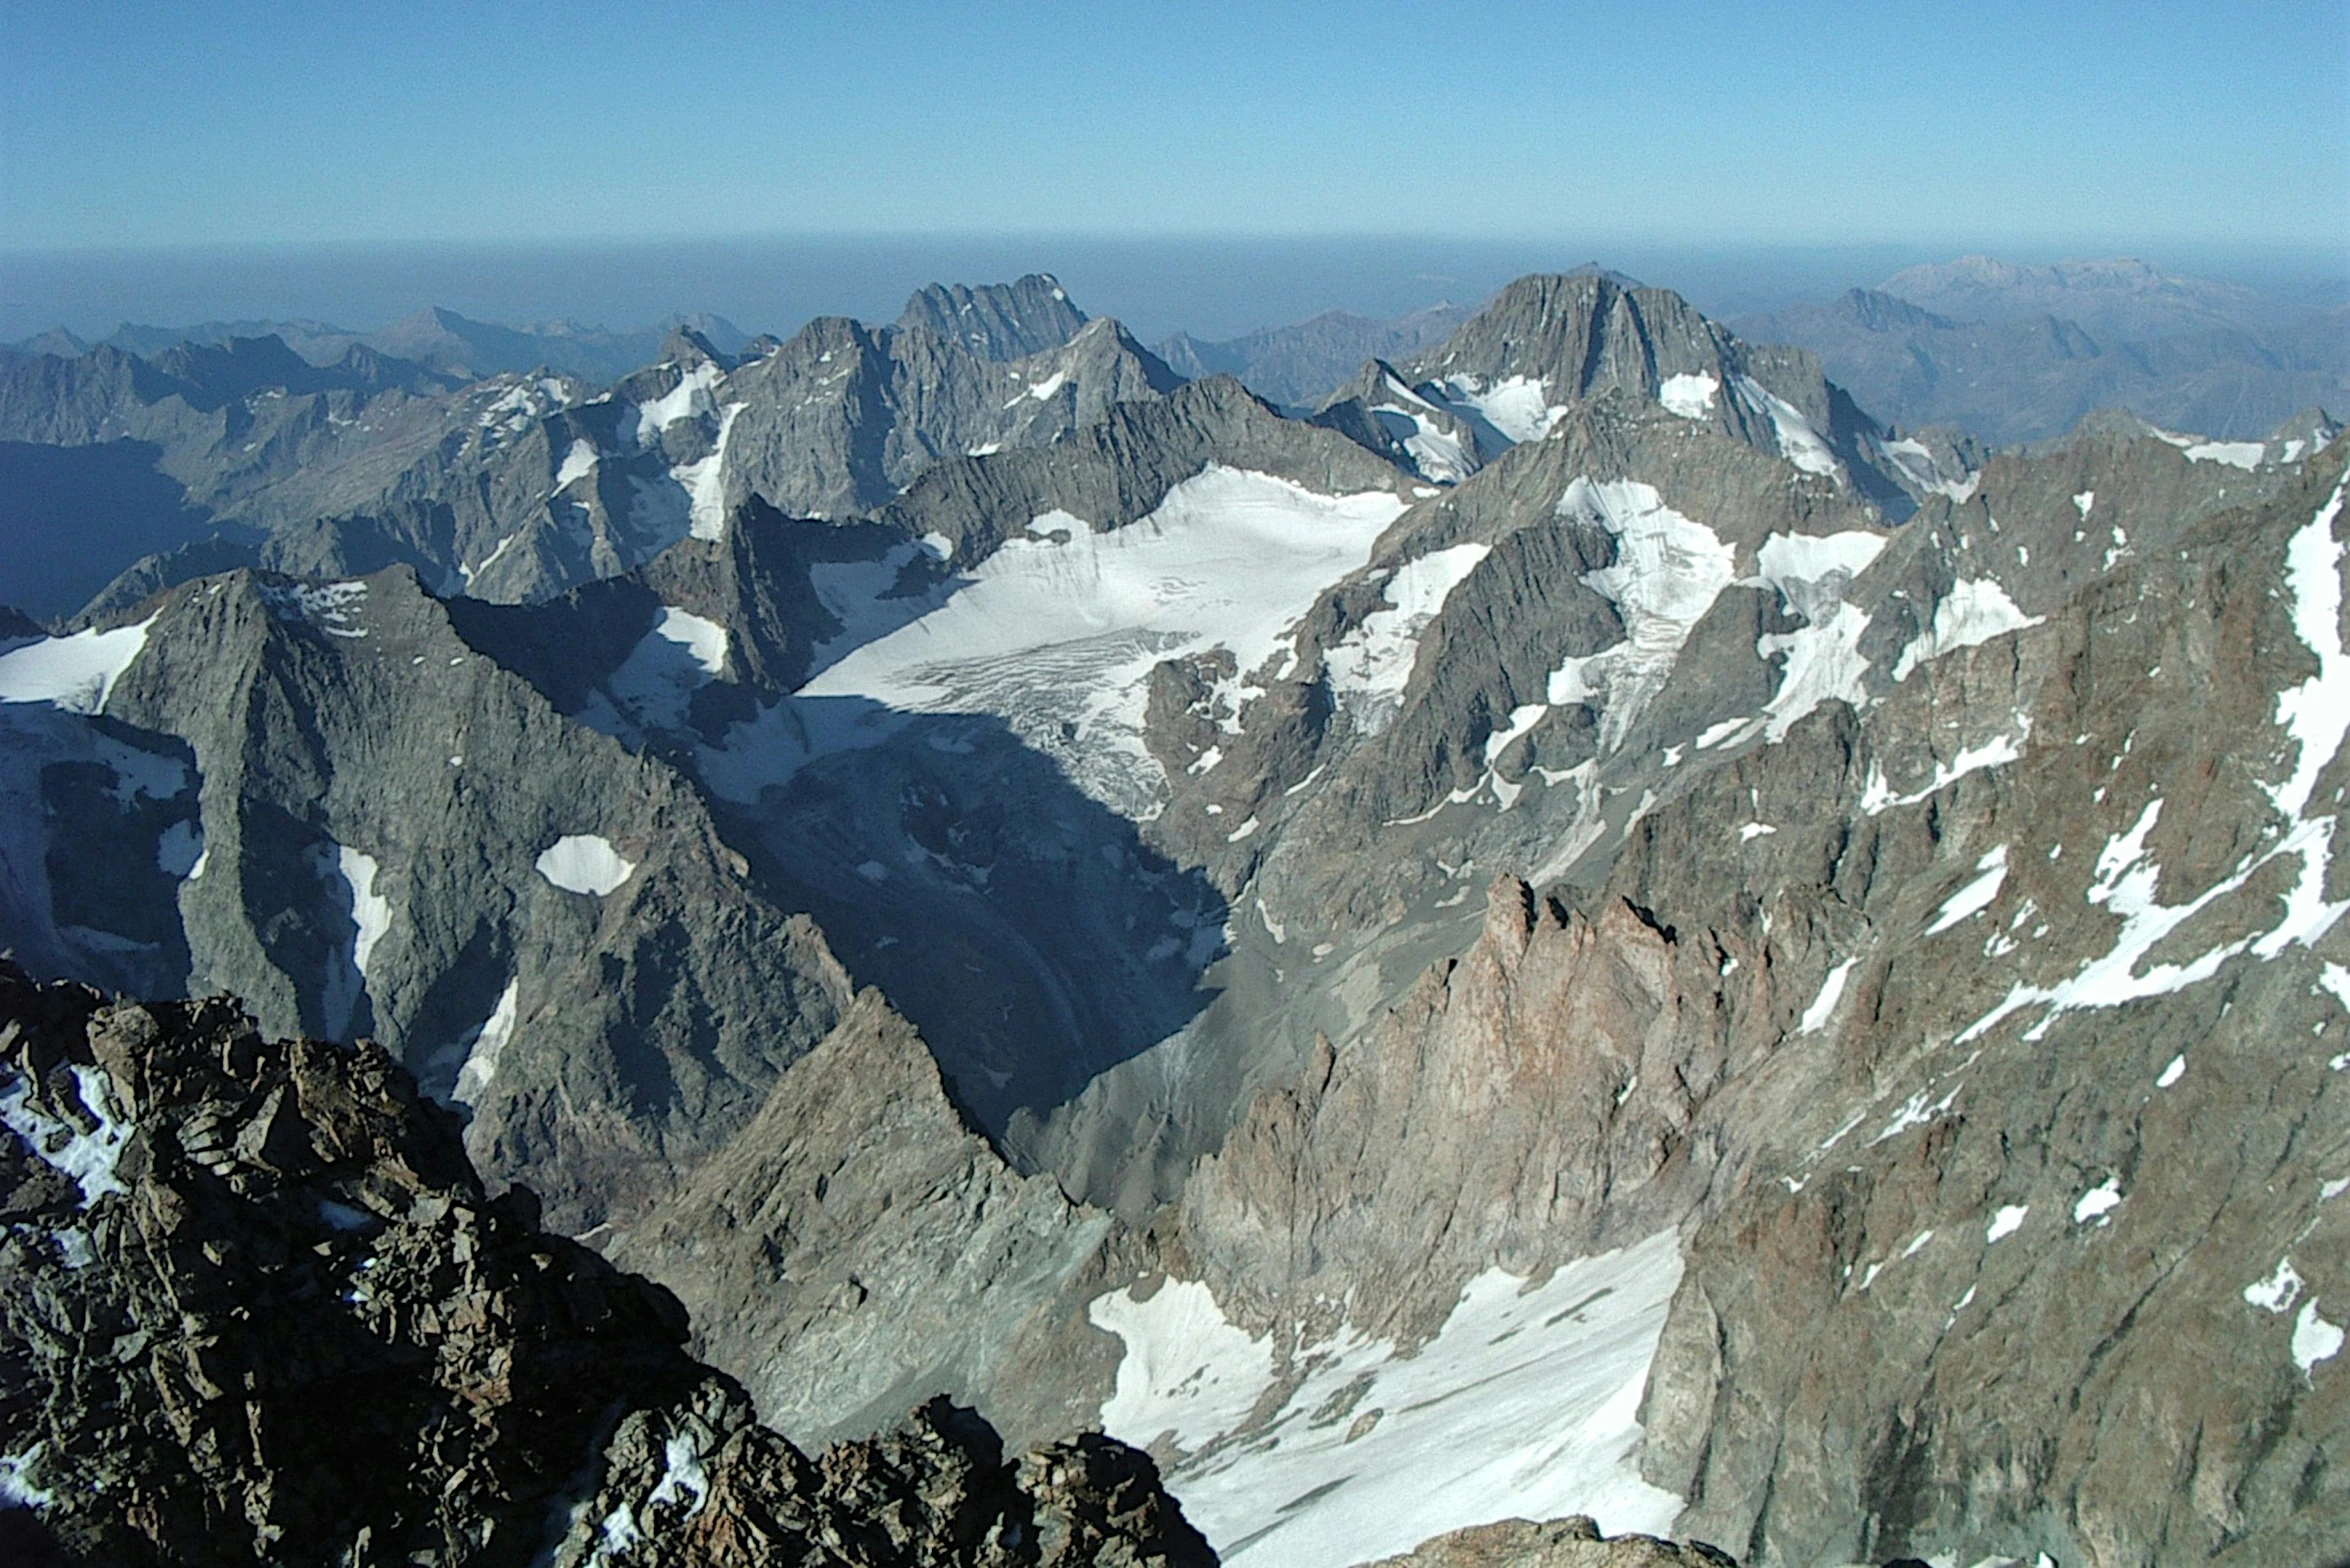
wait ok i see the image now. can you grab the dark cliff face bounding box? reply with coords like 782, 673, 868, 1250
0, 964, 1215, 1568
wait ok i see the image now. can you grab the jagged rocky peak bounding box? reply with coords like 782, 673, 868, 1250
2041, 402, 2342, 470
1315, 271, 1925, 513
1310, 356, 1489, 484
1823, 285, 1959, 333
0, 558, 865, 1236
896, 273, 1091, 361
2273, 405, 2346, 454
0, 962, 1216, 1568
8, 326, 90, 358
659, 321, 739, 373
0, 271, 1170, 621
1408, 272, 1734, 401
142, 331, 320, 395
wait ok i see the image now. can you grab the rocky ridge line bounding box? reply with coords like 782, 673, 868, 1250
0, 962, 1216, 1568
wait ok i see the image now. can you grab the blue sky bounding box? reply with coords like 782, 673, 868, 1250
2, 0, 2344, 252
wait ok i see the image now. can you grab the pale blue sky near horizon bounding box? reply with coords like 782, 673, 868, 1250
3, 0, 2344, 253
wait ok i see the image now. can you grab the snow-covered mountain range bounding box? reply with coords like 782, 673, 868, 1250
3, 263, 2346, 1567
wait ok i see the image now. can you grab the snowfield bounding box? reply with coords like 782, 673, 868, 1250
0, 617, 158, 714
707, 466, 1405, 817
1089, 1231, 1685, 1567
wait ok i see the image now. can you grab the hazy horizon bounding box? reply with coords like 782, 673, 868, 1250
4, 231, 2344, 349
8, 3, 2340, 346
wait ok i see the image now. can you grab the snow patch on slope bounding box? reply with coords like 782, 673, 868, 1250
1543, 479, 1736, 753
1798, 958, 1859, 1034
1371, 375, 1477, 483
1091, 1232, 1684, 1568
1755, 602, 1874, 742
1754, 531, 1884, 610
1657, 373, 1718, 420
2268, 479, 2350, 820
1877, 436, 1979, 502
1734, 376, 1840, 479
555, 438, 599, 489
1860, 726, 2029, 814
265, 581, 370, 639
339, 848, 391, 983
0, 616, 158, 714
536, 835, 635, 896
451, 979, 520, 1110
1684, 530, 1891, 752
1927, 845, 2009, 934
607, 607, 730, 729
318, 843, 390, 1039
1090, 1279, 1275, 1453
1441, 374, 1567, 444
1324, 544, 1492, 731
1892, 579, 2042, 682
2187, 440, 2266, 470
0, 1063, 131, 1207
1959, 481, 2350, 1048
631, 361, 722, 444
682, 402, 744, 540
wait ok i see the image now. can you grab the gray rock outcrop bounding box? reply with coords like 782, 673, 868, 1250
1313, 274, 1924, 514
0, 963, 1214, 1568
4, 279, 1183, 618
1364, 1517, 1736, 1568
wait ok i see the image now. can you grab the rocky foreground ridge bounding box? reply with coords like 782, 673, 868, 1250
0, 963, 1221, 1567
0, 962, 1743, 1568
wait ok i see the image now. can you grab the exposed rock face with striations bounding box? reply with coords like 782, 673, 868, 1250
1110, 438, 2350, 1565
1624, 444, 2350, 1565
1179, 872, 1736, 1342
0, 964, 1216, 1568
896, 275, 1092, 362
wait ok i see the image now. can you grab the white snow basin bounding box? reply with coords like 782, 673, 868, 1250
1088, 1231, 1685, 1567
711, 466, 1406, 816
536, 835, 636, 896
1443, 374, 1568, 445
0, 616, 158, 714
